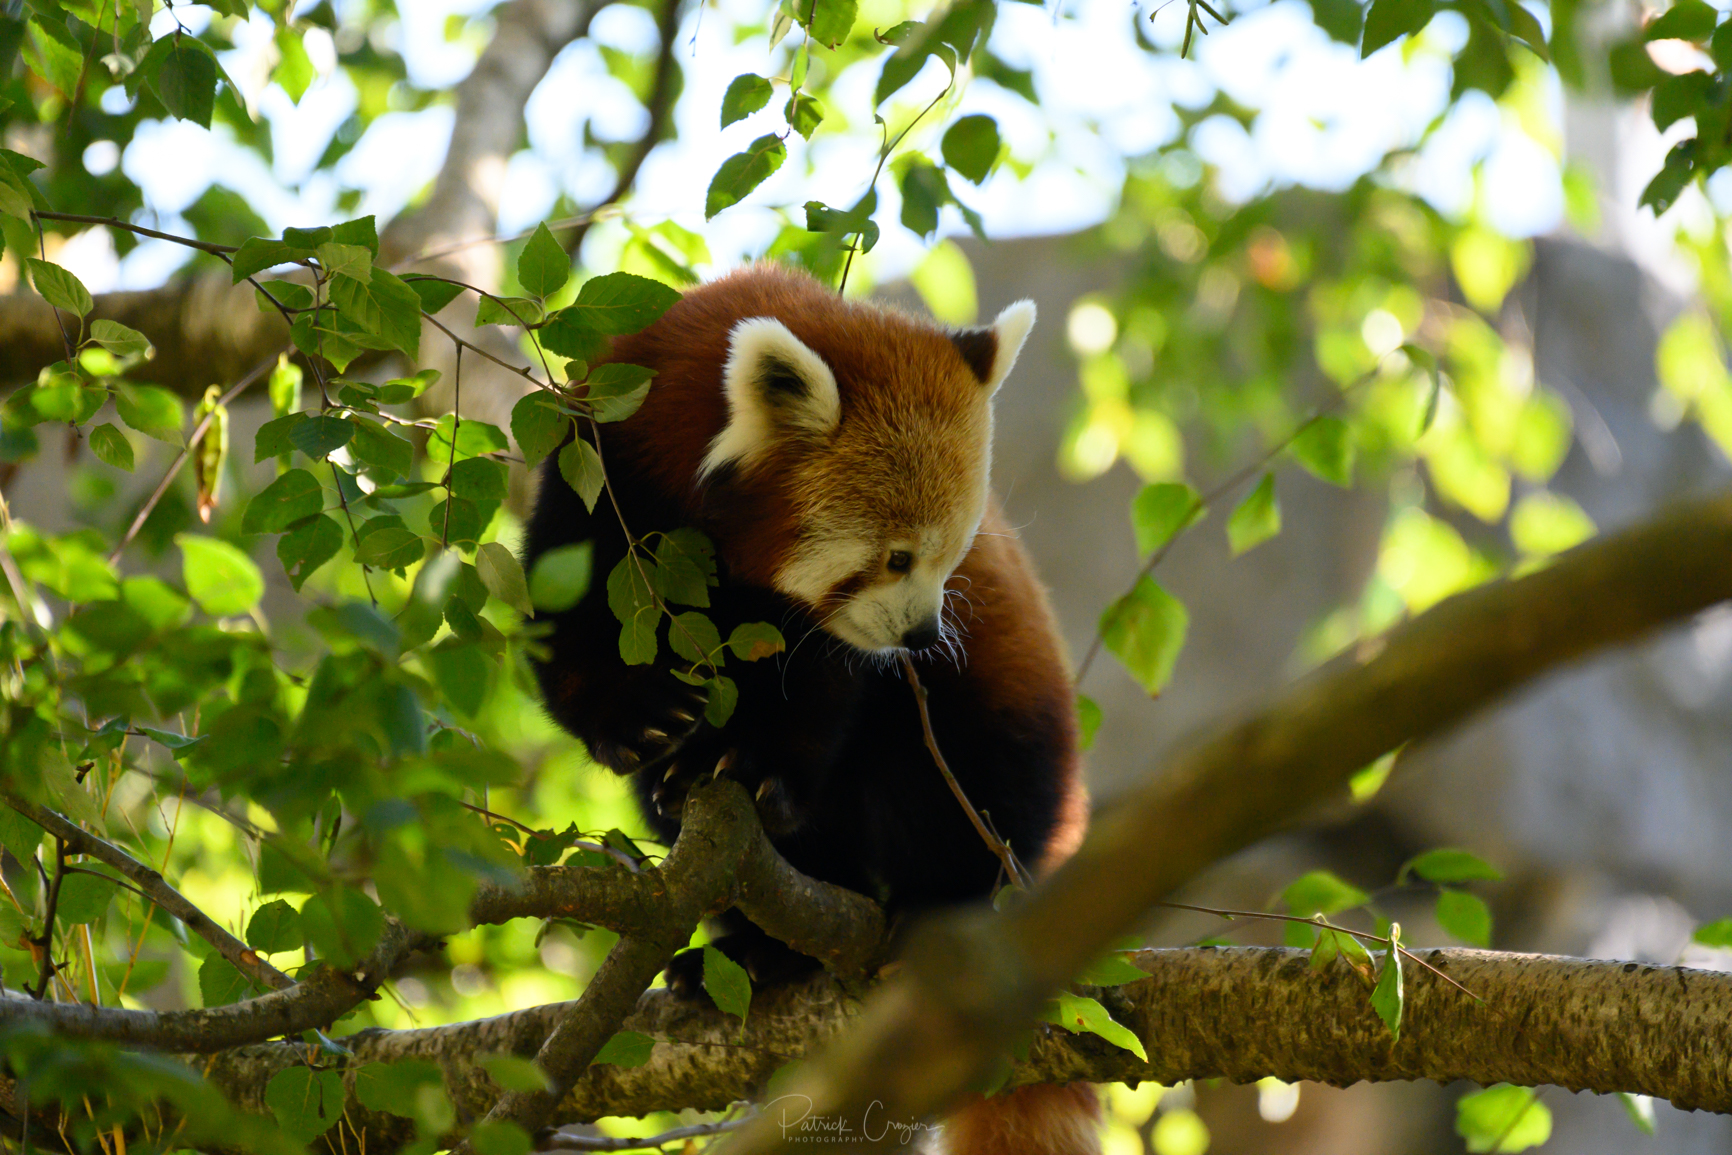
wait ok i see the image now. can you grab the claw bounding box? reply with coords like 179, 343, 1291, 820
664, 764, 680, 783
617, 748, 640, 771
670, 709, 696, 726
756, 778, 774, 802
644, 727, 668, 744
713, 751, 734, 780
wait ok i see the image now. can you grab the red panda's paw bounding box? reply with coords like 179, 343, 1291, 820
588, 683, 709, 777
663, 929, 821, 998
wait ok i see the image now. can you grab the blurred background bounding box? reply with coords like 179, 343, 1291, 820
5, 0, 1732, 1149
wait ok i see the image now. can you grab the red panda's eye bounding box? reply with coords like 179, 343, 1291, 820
887, 551, 914, 574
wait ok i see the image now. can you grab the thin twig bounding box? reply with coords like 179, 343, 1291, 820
898, 653, 1034, 890
1156, 900, 1484, 1001
5, 795, 294, 992
441, 344, 462, 549
1074, 364, 1383, 685
31, 839, 67, 999
33, 212, 240, 256
107, 352, 279, 565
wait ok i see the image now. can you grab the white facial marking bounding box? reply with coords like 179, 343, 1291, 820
775, 534, 875, 606
702, 318, 841, 478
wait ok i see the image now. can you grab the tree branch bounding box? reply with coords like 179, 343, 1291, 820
187, 946, 1732, 1155
3, 794, 294, 993
725, 490, 1732, 1152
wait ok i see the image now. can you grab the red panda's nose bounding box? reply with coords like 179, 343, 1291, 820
901, 620, 941, 652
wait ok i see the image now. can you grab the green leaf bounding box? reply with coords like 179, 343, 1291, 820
265, 1066, 344, 1143
721, 73, 774, 127
290, 415, 355, 459
242, 468, 324, 535
704, 673, 739, 726
24, 17, 83, 100
584, 363, 655, 423
475, 295, 543, 327
1609, 38, 1669, 92
652, 528, 716, 608
1370, 924, 1403, 1038
1400, 848, 1502, 884
428, 642, 493, 717
26, 258, 93, 317
0, 158, 38, 221
702, 944, 752, 1024
317, 241, 372, 282
177, 534, 264, 617
1074, 951, 1151, 987
1646, 0, 1717, 40
476, 541, 533, 616
592, 1030, 656, 1068
785, 92, 824, 139
1130, 482, 1203, 555
529, 542, 593, 613
517, 222, 572, 299
353, 523, 425, 572
1098, 575, 1188, 696
1290, 416, 1354, 486
111, 386, 182, 446
354, 1059, 446, 1121
347, 418, 413, 478
279, 514, 343, 591
478, 1055, 550, 1093
941, 115, 1001, 185
246, 899, 302, 954
557, 436, 606, 512
726, 621, 786, 661
608, 555, 660, 665
450, 457, 510, 501
255, 413, 307, 463
406, 275, 465, 313
1040, 992, 1147, 1061
88, 423, 134, 472
1226, 472, 1281, 555
233, 238, 311, 282
1435, 889, 1492, 947
539, 311, 610, 364
568, 274, 683, 337
151, 36, 219, 127
511, 391, 567, 469
429, 416, 509, 462
668, 611, 722, 665
706, 135, 788, 219
198, 954, 256, 1008
470, 1121, 531, 1155
90, 320, 151, 359
800, 0, 858, 46
55, 871, 117, 924
300, 888, 384, 968
0, 808, 43, 864
1693, 917, 1732, 947
1282, 870, 1370, 916
1456, 1085, 1551, 1153
1361, 0, 1435, 55
1076, 694, 1103, 751
1620, 1093, 1656, 1136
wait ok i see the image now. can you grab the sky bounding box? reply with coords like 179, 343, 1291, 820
60, 0, 1588, 293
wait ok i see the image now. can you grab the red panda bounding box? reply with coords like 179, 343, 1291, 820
523, 263, 1096, 1154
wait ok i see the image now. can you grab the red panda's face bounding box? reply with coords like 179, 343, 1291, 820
700, 299, 1035, 655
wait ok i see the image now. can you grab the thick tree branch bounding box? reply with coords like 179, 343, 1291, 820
3, 793, 294, 993
727, 490, 1732, 1152
188, 946, 1732, 1155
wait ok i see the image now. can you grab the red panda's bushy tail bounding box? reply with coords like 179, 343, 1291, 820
942, 1084, 1101, 1155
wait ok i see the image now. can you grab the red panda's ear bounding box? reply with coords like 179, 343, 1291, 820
954, 300, 1037, 395
702, 318, 840, 477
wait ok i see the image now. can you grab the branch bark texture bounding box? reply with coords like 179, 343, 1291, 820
190, 946, 1732, 1155
725, 491, 1732, 1152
